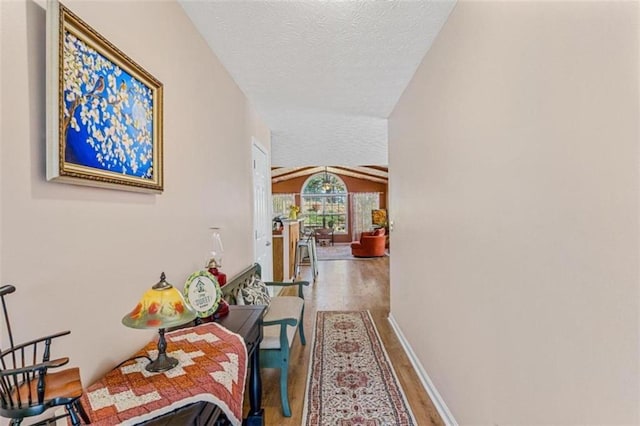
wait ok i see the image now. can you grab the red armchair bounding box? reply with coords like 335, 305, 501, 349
350, 228, 386, 257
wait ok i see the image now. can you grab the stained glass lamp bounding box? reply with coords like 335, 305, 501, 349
122, 272, 197, 372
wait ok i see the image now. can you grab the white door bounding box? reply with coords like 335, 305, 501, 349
252, 139, 273, 281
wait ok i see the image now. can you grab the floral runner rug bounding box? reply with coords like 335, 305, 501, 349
303, 311, 416, 425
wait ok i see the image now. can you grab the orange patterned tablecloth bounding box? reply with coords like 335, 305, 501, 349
80, 322, 247, 426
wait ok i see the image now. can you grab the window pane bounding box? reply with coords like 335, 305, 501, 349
301, 172, 348, 234
272, 193, 295, 217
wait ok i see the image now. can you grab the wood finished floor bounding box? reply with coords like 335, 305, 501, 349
247, 257, 445, 425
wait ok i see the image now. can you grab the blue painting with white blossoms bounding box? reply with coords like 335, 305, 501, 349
63, 31, 154, 179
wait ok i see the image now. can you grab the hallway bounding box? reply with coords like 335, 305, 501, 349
256, 257, 445, 425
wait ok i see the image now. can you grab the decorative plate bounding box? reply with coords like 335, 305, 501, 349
183, 270, 222, 318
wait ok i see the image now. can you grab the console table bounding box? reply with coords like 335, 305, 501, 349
145, 305, 266, 426
215, 305, 265, 425
83, 305, 265, 426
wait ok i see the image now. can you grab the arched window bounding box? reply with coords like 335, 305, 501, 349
301, 172, 348, 234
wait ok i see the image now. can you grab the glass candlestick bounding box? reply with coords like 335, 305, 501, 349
209, 227, 224, 268
206, 227, 227, 286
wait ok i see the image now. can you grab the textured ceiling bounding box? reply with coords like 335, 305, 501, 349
179, 0, 456, 167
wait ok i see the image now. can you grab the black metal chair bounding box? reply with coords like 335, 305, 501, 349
0, 285, 89, 425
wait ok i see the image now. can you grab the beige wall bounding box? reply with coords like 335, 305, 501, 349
0, 0, 268, 386
246, 102, 271, 152
0, 0, 3, 305
389, 1, 639, 424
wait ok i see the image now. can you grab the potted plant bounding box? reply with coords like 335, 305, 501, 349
288, 205, 300, 220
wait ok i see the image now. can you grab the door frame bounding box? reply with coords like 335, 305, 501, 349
252, 138, 273, 281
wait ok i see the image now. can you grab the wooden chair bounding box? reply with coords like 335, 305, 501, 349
314, 227, 334, 246
0, 285, 89, 425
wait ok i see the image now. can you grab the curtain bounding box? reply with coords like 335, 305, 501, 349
272, 193, 296, 218
350, 192, 380, 240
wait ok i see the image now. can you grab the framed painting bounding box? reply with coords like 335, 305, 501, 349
46, 0, 163, 193
371, 209, 387, 228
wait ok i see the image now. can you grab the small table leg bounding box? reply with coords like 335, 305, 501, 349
245, 345, 263, 426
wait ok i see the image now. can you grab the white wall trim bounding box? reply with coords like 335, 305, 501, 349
251, 137, 273, 282
388, 313, 458, 426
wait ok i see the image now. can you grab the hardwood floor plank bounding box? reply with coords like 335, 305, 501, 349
246, 257, 445, 425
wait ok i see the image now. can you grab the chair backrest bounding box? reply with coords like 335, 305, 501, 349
360, 228, 385, 240
371, 227, 386, 237
300, 227, 315, 242
315, 227, 332, 240
221, 263, 262, 305
0, 285, 16, 352
0, 285, 75, 420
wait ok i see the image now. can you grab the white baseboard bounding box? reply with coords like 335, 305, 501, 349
388, 314, 458, 426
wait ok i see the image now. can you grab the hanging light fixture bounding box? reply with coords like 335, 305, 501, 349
321, 166, 333, 192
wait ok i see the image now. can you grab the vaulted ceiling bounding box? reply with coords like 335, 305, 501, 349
179, 1, 455, 167
272, 166, 388, 184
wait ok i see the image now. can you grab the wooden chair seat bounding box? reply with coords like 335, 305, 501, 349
14, 367, 84, 403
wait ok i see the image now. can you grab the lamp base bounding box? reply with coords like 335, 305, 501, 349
146, 353, 179, 372
146, 328, 179, 372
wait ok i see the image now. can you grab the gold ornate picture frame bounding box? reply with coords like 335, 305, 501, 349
46, 0, 163, 193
